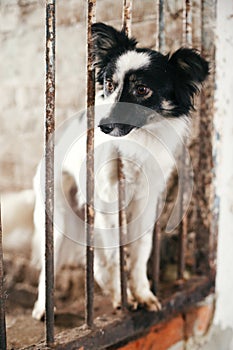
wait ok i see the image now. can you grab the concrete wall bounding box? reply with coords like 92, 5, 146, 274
211, 0, 233, 347
195, 1, 233, 349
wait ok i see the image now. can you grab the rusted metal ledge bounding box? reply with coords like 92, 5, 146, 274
45, 0, 56, 345
85, 0, 96, 328
0, 202, 7, 350
24, 276, 214, 350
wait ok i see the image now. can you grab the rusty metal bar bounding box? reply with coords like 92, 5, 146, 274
85, 0, 96, 328
118, 158, 128, 309
151, 0, 165, 294
177, 150, 186, 280
118, 0, 133, 310
158, 0, 165, 52
154, 0, 159, 51
177, 0, 193, 281
183, 0, 192, 47
195, 0, 217, 276
177, 213, 188, 280
152, 200, 162, 295
122, 0, 132, 37
0, 202, 7, 350
45, 0, 56, 345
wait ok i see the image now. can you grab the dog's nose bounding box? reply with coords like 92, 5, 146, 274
99, 123, 115, 134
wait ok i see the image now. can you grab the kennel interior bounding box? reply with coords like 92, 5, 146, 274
0, 0, 217, 349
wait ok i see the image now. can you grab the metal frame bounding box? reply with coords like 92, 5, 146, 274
0, 0, 218, 348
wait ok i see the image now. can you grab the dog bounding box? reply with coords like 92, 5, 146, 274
32, 22, 209, 320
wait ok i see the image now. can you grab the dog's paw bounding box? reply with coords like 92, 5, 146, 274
133, 290, 162, 312
32, 301, 45, 321
112, 291, 138, 310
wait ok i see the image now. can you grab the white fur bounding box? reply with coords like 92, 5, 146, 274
31, 42, 190, 319
32, 104, 189, 319
114, 51, 150, 84
2, 190, 35, 253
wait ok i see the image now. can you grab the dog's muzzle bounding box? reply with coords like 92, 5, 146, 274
99, 123, 135, 137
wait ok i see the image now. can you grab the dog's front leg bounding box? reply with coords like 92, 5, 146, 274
32, 172, 69, 320
94, 247, 121, 308
93, 211, 122, 308
126, 195, 161, 311
32, 227, 65, 320
128, 230, 161, 311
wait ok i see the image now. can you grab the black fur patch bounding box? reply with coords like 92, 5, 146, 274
92, 23, 209, 118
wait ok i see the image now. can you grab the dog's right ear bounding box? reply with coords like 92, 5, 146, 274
92, 23, 137, 83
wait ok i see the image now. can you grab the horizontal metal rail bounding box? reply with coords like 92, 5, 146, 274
24, 276, 214, 350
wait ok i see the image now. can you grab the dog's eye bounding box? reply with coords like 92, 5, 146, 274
135, 85, 151, 97
105, 80, 115, 94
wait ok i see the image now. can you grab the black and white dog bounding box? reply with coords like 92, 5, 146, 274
32, 23, 209, 319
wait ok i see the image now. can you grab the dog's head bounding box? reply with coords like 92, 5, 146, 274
92, 23, 209, 137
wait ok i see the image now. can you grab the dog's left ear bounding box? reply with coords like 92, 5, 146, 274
168, 48, 209, 112
92, 23, 137, 83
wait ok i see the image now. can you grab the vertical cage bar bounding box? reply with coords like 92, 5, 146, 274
118, 0, 132, 309
154, 0, 165, 51
0, 202, 7, 350
177, 0, 193, 281
158, 0, 165, 52
195, 0, 217, 276
45, 0, 56, 345
85, 0, 96, 328
154, 0, 160, 51
177, 207, 188, 280
151, 0, 165, 295
183, 0, 192, 47
152, 200, 161, 295
122, 0, 132, 37
118, 159, 128, 309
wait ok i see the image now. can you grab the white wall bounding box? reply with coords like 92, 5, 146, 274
212, 0, 233, 347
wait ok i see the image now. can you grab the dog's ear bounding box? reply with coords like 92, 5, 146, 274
168, 48, 209, 114
91, 23, 137, 83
